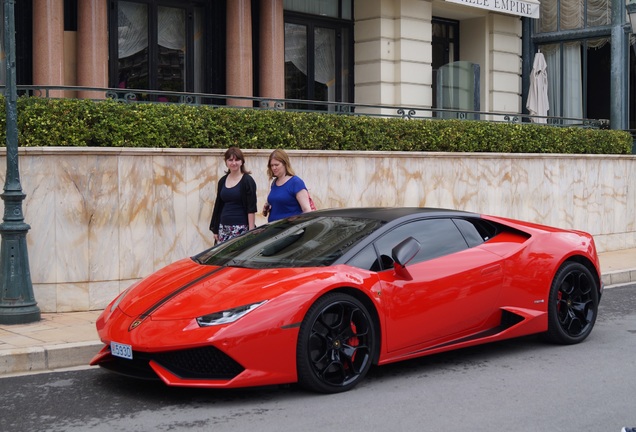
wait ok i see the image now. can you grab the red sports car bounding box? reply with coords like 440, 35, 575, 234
91, 207, 602, 393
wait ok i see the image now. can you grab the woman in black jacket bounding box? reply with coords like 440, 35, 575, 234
209, 147, 257, 243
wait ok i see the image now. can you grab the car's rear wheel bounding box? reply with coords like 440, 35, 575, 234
296, 292, 375, 393
545, 261, 599, 344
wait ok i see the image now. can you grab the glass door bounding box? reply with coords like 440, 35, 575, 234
284, 14, 352, 110
432, 18, 459, 110
112, 0, 205, 97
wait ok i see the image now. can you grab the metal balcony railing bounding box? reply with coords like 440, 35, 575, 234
7, 85, 611, 129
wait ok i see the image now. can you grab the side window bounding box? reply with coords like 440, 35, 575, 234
375, 219, 469, 267
453, 218, 500, 247
347, 244, 381, 271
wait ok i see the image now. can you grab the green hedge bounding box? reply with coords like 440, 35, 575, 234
0, 96, 631, 154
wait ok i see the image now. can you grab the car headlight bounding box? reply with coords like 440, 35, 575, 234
196, 301, 267, 327
109, 286, 133, 313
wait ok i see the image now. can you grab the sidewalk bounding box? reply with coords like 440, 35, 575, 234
1, 248, 635, 377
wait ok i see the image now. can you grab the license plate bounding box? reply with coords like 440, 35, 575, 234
110, 341, 133, 360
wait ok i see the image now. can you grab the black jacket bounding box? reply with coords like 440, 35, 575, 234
209, 173, 258, 234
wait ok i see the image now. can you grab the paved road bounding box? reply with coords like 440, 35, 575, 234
1, 285, 635, 432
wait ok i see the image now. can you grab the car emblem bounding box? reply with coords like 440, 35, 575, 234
129, 319, 143, 331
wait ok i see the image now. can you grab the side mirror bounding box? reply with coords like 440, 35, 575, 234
391, 237, 421, 280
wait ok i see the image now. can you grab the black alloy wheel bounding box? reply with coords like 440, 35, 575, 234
545, 261, 599, 344
296, 292, 375, 393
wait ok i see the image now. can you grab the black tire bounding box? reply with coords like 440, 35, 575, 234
544, 261, 599, 344
296, 292, 375, 393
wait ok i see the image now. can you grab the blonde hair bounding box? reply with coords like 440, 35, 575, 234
267, 149, 296, 179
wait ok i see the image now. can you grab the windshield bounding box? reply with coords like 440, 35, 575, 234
194, 215, 383, 268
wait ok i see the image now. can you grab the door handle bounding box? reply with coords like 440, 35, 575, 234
481, 264, 501, 276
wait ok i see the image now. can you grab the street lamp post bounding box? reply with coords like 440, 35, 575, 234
0, 0, 40, 324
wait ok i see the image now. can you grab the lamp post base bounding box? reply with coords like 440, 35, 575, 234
0, 198, 41, 325
0, 305, 41, 325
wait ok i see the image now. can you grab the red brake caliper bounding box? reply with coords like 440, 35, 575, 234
348, 322, 359, 363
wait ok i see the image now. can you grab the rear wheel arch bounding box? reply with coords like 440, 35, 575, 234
544, 260, 599, 344
560, 255, 602, 294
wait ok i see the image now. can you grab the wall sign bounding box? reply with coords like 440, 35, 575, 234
445, 0, 540, 19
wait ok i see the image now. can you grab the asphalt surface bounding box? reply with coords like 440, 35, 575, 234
0, 283, 634, 432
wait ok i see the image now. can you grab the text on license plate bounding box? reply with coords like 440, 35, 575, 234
110, 341, 133, 360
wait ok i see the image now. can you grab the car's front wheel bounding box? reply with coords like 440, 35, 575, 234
296, 292, 375, 393
545, 261, 599, 344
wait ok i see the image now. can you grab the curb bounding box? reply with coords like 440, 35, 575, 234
602, 268, 636, 287
0, 341, 103, 376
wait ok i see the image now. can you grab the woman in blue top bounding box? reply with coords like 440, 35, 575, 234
209, 147, 257, 243
262, 149, 313, 222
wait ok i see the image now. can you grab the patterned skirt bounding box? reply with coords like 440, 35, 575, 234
218, 223, 249, 242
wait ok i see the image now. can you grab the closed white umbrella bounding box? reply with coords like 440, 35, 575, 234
526, 51, 549, 123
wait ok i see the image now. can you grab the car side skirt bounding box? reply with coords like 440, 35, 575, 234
377, 307, 547, 366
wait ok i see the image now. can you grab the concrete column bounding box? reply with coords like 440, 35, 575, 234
77, 0, 108, 99
32, 0, 65, 97
354, 0, 432, 113
259, 0, 285, 101
486, 14, 523, 114
610, 0, 628, 130
226, 0, 253, 106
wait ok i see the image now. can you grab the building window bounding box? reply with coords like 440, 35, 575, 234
432, 18, 460, 110
536, 0, 611, 33
0, 0, 32, 86
110, 0, 205, 97
284, 1, 353, 110
536, 40, 610, 122
284, 0, 352, 19
64, 0, 77, 31
533, 0, 612, 122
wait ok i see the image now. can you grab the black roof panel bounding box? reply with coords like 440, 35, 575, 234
308, 207, 479, 222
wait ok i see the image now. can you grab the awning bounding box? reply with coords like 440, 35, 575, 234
444, 0, 540, 19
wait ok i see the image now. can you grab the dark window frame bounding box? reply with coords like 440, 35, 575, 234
366, 218, 470, 271
108, 0, 218, 93
432, 17, 460, 109
283, 10, 354, 105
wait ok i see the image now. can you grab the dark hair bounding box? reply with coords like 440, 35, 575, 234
224, 146, 251, 174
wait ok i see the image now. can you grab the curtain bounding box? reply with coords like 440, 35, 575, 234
538, 0, 611, 48
314, 27, 336, 101
118, 2, 148, 59
283, 0, 339, 18
158, 6, 185, 51
118, 3, 186, 60
562, 43, 583, 119
285, 24, 336, 99
543, 43, 583, 122
285, 23, 307, 77
119, 2, 192, 92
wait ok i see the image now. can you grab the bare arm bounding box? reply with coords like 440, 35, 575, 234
296, 189, 313, 213
248, 212, 256, 230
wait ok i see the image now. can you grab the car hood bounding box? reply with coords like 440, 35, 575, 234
117, 258, 320, 320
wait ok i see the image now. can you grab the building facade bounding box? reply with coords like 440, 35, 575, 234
0, 0, 632, 128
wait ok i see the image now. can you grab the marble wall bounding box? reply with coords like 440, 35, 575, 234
0, 148, 634, 312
